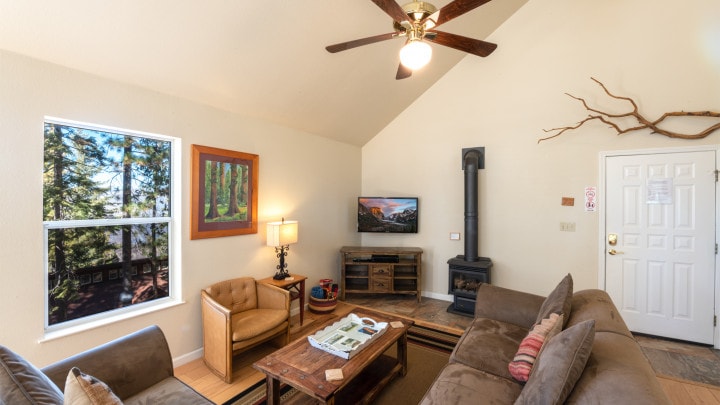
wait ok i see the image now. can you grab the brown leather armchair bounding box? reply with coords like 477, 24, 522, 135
201, 277, 291, 383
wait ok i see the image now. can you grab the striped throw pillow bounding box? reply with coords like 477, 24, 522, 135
508, 312, 562, 382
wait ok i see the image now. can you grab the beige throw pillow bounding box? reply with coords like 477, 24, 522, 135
64, 367, 123, 405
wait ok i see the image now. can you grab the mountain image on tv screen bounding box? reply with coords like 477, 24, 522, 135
358, 197, 418, 233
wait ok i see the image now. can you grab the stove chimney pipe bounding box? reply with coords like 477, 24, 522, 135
462, 147, 484, 262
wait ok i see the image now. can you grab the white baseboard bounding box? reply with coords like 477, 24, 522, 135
173, 347, 203, 368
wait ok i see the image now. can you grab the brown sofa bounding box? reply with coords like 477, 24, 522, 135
420, 276, 671, 404
1, 325, 211, 404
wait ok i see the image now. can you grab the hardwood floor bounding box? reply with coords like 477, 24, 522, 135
175, 295, 720, 405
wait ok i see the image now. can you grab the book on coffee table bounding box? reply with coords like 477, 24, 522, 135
308, 313, 388, 359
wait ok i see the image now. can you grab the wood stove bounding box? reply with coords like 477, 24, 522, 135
447, 147, 492, 316
448, 257, 491, 315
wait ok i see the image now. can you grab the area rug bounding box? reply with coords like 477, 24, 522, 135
223, 324, 459, 405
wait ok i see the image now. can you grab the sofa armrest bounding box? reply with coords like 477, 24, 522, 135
41, 325, 173, 399
474, 283, 545, 328
256, 282, 290, 312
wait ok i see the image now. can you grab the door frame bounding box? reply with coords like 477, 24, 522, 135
598, 145, 720, 348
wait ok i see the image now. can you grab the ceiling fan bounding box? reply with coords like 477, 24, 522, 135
325, 0, 497, 80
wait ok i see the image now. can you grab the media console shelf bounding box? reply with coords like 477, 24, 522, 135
340, 246, 422, 303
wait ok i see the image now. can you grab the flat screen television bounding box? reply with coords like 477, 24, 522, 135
357, 197, 418, 233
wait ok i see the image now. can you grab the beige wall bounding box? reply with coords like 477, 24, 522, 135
0, 50, 361, 365
362, 0, 720, 297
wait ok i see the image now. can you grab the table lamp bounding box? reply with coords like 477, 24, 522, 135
267, 218, 298, 280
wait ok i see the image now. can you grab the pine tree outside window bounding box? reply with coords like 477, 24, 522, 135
43, 118, 181, 336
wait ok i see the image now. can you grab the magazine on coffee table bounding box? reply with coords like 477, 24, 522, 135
307, 313, 388, 359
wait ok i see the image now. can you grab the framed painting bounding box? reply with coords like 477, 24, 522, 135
191, 144, 259, 239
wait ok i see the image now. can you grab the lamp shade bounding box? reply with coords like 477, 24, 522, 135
399, 39, 432, 70
266, 220, 298, 247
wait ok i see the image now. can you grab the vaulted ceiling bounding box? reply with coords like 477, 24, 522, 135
0, 0, 526, 145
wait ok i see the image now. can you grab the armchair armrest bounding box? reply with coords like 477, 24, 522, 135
200, 290, 233, 382
256, 282, 290, 312
41, 325, 173, 399
474, 283, 545, 328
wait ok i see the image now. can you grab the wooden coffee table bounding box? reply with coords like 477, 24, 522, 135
253, 309, 412, 404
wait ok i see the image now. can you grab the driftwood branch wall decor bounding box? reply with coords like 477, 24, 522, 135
538, 77, 720, 143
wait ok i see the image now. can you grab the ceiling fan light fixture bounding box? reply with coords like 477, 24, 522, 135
399, 39, 432, 70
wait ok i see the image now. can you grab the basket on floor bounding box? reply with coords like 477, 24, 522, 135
308, 296, 338, 314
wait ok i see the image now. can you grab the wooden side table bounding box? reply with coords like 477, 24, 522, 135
258, 273, 308, 326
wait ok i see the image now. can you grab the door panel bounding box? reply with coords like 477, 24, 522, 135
604, 150, 716, 344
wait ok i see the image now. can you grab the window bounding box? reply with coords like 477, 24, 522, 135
43, 118, 180, 334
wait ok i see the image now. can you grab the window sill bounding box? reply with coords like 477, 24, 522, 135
40, 298, 185, 343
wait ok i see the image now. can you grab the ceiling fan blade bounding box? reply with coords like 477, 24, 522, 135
371, 0, 411, 23
326, 32, 397, 53
434, 0, 493, 27
396, 63, 412, 80
426, 30, 497, 57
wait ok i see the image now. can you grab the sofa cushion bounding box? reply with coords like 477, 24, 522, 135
450, 317, 529, 380
0, 345, 64, 405
535, 274, 573, 328
419, 363, 523, 405
63, 367, 122, 405
514, 319, 595, 405
508, 313, 562, 382
123, 377, 211, 405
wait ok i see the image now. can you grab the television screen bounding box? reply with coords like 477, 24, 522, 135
358, 197, 418, 233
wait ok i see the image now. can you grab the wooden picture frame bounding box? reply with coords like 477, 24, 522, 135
191, 144, 259, 239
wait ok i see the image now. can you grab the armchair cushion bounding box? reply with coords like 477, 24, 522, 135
231, 308, 289, 341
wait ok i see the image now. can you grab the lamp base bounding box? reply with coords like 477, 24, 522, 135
273, 271, 289, 280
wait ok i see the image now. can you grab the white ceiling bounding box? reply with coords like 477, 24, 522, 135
0, 0, 526, 146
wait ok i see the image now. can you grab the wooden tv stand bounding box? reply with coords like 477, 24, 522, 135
340, 246, 422, 302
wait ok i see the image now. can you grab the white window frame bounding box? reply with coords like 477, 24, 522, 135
42, 117, 183, 341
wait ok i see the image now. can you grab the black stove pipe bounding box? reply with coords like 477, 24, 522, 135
462, 147, 484, 262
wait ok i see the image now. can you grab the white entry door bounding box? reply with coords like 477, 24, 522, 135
602, 149, 717, 344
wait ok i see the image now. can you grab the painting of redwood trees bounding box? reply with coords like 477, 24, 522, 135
204, 160, 248, 222
191, 145, 259, 239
